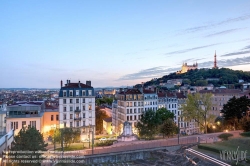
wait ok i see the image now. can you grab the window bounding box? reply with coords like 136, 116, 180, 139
138, 108, 141, 113
134, 102, 136, 106
88, 90, 92, 96
76, 99, 79, 103
70, 107, 73, 111
70, 114, 73, 119
130, 116, 132, 120
76, 106, 79, 111
134, 115, 137, 120
83, 121, 85, 126
83, 106, 85, 111
70, 99, 73, 103
63, 91, 67, 97
88, 105, 92, 110
82, 113, 85, 118
134, 95, 137, 100
76, 90, 79, 96
70, 122, 73, 127
14, 122, 18, 130
130, 109, 132, 114
63, 107, 66, 112
77, 121, 79, 127
82, 90, 86, 96
127, 109, 129, 114
134, 109, 136, 113
56, 115, 59, 121
63, 114, 66, 120
63, 99, 66, 104
127, 116, 129, 121
89, 111, 92, 118
64, 122, 66, 128
69, 91, 73, 97
30, 121, 36, 128
51, 115, 54, 121
83, 98, 85, 103
22, 121, 26, 128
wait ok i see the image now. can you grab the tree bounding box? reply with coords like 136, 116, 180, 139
136, 109, 159, 139
160, 118, 178, 138
180, 93, 214, 134
240, 116, 250, 132
95, 106, 109, 134
221, 96, 250, 130
156, 107, 174, 124
10, 126, 48, 166
61, 128, 74, 148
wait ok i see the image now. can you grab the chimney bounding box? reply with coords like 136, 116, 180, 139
78, 81, 81, 88
86, 80, 91, 87
61, 80, 63, 88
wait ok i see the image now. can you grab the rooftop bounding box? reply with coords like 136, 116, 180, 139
118, 89, 142, 95
63, 83, 92, 88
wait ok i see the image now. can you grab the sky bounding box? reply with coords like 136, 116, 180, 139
1, 0, 250, 88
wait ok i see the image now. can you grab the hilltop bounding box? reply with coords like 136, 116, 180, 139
136, 68, 250, 88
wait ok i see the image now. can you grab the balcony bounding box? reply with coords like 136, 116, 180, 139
74, 117, 81, 121
74, 109, 81, 112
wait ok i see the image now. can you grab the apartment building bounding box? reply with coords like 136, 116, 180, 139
116, 89, 143, 134
157, 91, 166, 109
0, 102, 7, 135
143, 89, 158, 111
111, 100, 118, 135
59, 80, 95, 140
199, 88, 242, 117
6, 101, 45, 135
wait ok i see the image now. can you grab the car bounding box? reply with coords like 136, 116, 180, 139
108, 137, 117, 140
82, 138, 90, 142
99, 137, 107, 141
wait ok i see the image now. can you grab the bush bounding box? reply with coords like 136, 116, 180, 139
218, 133, 233, 140
240, 132, 250, 137
197, 145, 220, 153
95, 140, 115, 147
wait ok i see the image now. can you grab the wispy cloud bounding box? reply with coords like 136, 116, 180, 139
181, 14, 250, 34
118, 66, 179, 80
221, 44, 250, 57
165, 43, 219, 55
204, 28, 244, 37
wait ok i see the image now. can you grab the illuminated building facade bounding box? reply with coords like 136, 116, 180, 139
59, 80, 95, 140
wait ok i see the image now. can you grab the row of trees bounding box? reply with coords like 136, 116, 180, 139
221, 95, 250, 132
96, 97, 114, 106
49, 128, 81, 148
136, 108, 178, 139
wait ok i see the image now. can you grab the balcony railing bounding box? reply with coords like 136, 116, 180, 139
74, 117, 81, 121
74, 109, 81, 112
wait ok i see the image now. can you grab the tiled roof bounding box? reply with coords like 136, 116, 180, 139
143, 89, 156, 94
176, 92, 186, 99
166, 92, 175, 97
157, 92, 166, 98
199, 89, 242, 94
103, 117, 112, 122
63, 83, 92, 88
118, 89, 142, 95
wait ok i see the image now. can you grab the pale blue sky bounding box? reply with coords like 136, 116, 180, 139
1, 0, 250, 88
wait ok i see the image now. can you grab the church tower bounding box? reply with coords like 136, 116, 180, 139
213, 51, 218, 69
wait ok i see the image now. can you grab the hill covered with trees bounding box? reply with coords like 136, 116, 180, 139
136, 68, 250, 88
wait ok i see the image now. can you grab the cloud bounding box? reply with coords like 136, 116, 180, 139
182, 14, 250, 34
221, 50, 250, 57
221, 44, 250, 57
118, 56, 250, 80
204, 28, 244, 37
118, 66, 180, 80
165, 43, 219, 55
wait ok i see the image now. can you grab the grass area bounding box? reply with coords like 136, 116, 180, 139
55, 143, 85, 151
194, 137, 250, 166
198, 137, 250, 152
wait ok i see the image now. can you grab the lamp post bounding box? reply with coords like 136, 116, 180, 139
178, 117, 180, 145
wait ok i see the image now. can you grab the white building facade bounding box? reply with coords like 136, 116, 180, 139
143, 90, 158, 112
59, 80, 95, 140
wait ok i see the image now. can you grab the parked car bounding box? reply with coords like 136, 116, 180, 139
99, 137, 107, 141
108, 137, 117, 140
82, 138, 90, 142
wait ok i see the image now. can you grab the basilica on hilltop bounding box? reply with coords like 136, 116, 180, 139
176, 51, 218, 74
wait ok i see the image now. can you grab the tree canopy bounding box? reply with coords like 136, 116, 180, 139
136, 108, 176, 139
95, 106, 109, 134
180, 93, 215, 134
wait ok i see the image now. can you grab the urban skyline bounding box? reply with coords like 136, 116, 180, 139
1, 0, 250, 88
